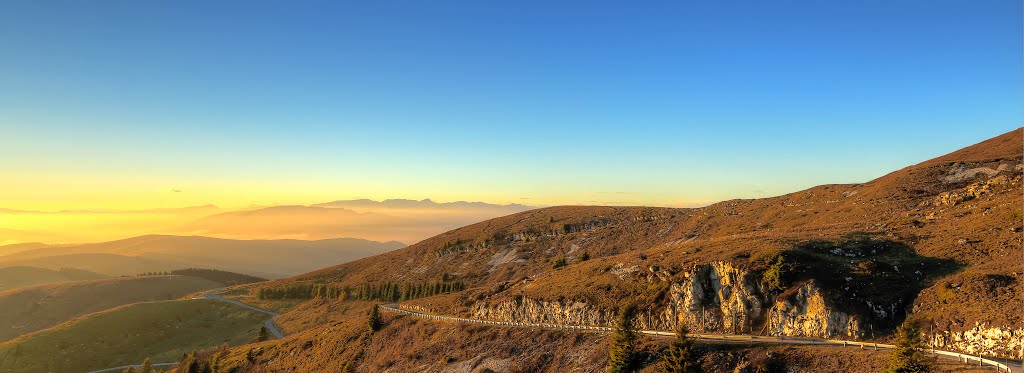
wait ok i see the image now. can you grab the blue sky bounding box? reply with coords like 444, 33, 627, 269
1, 1, 1020, 209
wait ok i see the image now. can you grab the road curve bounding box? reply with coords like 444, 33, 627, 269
380, 304, 1020, 373
202, 291, 284, 339
85, 291, 285, 373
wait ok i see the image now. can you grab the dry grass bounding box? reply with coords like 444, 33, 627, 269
212, 129, 1022, 370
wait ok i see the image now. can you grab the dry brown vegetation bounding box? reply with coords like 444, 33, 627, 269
188, 129, 1021, 371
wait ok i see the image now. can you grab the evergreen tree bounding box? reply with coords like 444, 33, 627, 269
368, 304, 384, 332
608, 303, 639, 373
257, 326, 270, 342
660, 324, 693, 373
884, 318, 932, 373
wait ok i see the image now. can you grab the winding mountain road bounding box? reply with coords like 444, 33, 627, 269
202, 291, 284, 339
84, 291, 284, 373
380, 304, 1021, 373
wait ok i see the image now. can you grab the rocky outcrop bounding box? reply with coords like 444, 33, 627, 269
472, 261, 863, 339
659, 262, 764, 334
472, 297, 613, 327
935, 174, 1018, 206
940, 162, 1020, 184
930, 323, 1024, 360
767, 281, 860, 338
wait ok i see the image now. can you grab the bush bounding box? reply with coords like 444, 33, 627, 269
763, 253, 793, 291
552, 257, 567, 269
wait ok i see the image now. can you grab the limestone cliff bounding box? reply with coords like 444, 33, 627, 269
766, 281, 860, 338
930, 323, 1024, 360
473, 261, 862, 339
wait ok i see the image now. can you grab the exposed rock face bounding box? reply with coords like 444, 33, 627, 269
767, 281, 860, 338
930, 324, 1024, 360
473, 261, 861, 339
940, 162, 1020, 184
472, 297, 613, 327
659, 262, 764, 334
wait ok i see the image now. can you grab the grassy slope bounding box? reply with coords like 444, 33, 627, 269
264, 129, 1021, 334
0, 275, 225, 342
209, 307, 988, 373
0, 299, 267, 373
0, 266, 107, 291
212, 129, 1021, 370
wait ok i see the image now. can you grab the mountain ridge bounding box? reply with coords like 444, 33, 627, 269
208, 128, 1022, 371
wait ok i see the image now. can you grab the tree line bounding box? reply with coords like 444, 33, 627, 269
128, 268, 267, 286
256, 280, 466, 302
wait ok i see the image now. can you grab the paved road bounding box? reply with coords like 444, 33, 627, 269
85, 291, 285, 373
381, 304, 1021, 373
86, 362, 177, 373
202, 291, 284, 339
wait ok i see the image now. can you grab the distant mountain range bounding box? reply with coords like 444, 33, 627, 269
179, 199, 535, 244
312, 198, 531, 210
1, 199, 535, 246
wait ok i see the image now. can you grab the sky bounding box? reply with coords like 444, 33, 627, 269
1, 0, 1021, 211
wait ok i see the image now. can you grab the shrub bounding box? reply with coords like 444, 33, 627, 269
552, 257, 567, 269
763, 253, 793, 291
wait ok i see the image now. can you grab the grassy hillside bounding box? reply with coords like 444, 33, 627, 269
0, 275, 224, 342
208, 129, 1022, 370
0, 299, 267, 373
0, 235, 405, 278
0, 266, 107, 290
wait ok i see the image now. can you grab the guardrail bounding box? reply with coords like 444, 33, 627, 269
380, 304, 1017, 372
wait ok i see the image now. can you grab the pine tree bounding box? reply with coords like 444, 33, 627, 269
608, 303, 639, 373
884, 318, 932, 373
257, 326, 270, 342
368, 304, 383, 332
660, 324, 693, 373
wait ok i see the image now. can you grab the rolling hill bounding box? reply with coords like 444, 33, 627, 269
0, 266, 107, 290
0, 275, 226, 342
193, 128, 1021, 371
0, 299, 267, 373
